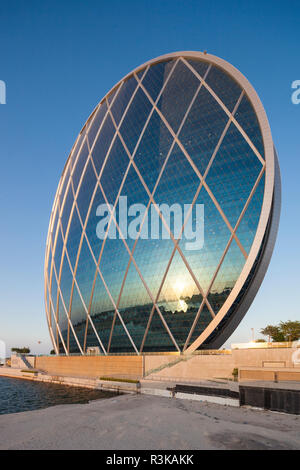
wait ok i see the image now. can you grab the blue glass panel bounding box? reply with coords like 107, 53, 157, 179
119, 88, 153, 154
89, 273, 116, 351
208, 238, 245, 315
76, 159, 97, 225
70, 283, 87, 327
157, 249, 203, 349
179, 186, 232, 295
51, 277, 61, 351
205, 65, 242, 113
141, 60, 175, 102
99, 219, 131, 305
235, 173, 265, 254
66, 206, 82, 271
91, 113, 116, 175
59, 255, 74, 313
142, 309, 177, 352
203, 232, 268, 347
187, 304, 212, 346
131, 235, 175, 301
50, 307, 59, 351
75, 236, 95, 309
110, 76, 138, 126
60, 327, 69, 354
69, 322, 84, 354
50, 308, 58, 343
187, 59, 209, 79
60, 183, 74, 237
117, 262, 153, 351
87, 101, 108, 150
72, 139, 89, 193
100, 135, 129, 205
84, 318, 104, 353
179, 86, 229, 176
90, 273, 115, 317
157, 60, 199, 134
117, 163, 150, 252
57, 295, 68, 336
53, 224, 64, 276
133, 109, 173, 193
109, 314, 136, 353
153, 144, 200, 230
84, 186, 106, 261
234, 94, 265, 159
90, 272, 115, 319
117, 304, 152, 352
50, 270, 58, 318
205, 122, 263, 229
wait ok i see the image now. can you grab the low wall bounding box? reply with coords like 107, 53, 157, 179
232, 347, 297, 369
36, 355, 143, 379
239, 368, 300, 382
31, 346, 300, 383
145, 353, 235, 381
144, 347, 300, 382
11, 355, 36, 369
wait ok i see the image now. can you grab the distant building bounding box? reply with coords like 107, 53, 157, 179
45, 51, 280, 355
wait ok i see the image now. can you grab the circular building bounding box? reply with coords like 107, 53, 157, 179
45, 51, 281, 355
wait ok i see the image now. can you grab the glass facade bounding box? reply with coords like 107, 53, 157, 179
45, 53, 276, 355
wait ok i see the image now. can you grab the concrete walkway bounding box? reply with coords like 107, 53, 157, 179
0, 393, 299, 450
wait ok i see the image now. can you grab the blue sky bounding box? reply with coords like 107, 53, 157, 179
0, 0, 299, 354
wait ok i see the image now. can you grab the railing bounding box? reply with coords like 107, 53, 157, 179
193, 350, 232, 355
42, 349, 232, 357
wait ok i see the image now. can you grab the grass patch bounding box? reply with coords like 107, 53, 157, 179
99, 376, 139, 384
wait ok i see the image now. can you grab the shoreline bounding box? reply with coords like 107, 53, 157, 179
2, 366, 300, 415
0, 367, 139, 393
0, 367, 240, 406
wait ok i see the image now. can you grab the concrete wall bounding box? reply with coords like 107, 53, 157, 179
232, 347, 296, 368
11, 355, 36, 369
145, 353, 235, 381
36, 355, 143, 379
145, 348, 300, 382
33, 347, 300, 383
144, 354, 181, 373
239, 368, 300, 382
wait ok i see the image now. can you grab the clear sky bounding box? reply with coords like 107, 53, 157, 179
0, 0, 299, 355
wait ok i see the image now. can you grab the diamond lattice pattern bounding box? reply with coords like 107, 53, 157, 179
45, 56, 266, 354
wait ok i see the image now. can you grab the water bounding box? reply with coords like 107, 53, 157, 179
0, 376, 117, 415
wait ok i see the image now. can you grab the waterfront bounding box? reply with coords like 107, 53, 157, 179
0, 376, 116, 415
0, 393, 299, 450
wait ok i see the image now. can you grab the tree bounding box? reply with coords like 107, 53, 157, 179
260, 325, 285, 342
50, 349, 56, 355
260, 321, 300, 342
11, 347, 31, 354
279, 321, 300, 341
